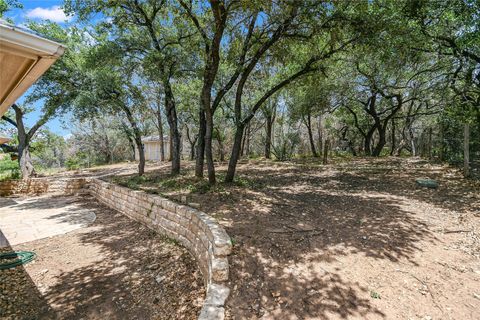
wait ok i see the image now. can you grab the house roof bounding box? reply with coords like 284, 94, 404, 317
0, 135, 11, 144
0, 19, 66, 117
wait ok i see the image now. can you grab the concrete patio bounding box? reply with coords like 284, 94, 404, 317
0, 195, 96, 247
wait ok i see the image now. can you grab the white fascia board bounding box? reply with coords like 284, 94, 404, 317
0, 22, 65, 57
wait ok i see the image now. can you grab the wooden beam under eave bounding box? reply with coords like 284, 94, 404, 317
0, 56, 58, 117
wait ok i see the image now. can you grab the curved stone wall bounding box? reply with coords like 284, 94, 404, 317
88, 178, 232, 319
0, 176, 232, 318
0, 177, 87, 196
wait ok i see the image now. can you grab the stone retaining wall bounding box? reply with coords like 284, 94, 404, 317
0, 178, 88, 196
0, 176, 232, 319
89, 178, 231, 319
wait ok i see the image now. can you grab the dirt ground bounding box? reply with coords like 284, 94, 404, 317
108, 157, 480, 320
0, 195, 204, 320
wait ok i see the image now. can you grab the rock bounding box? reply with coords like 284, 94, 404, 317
155, 275, 166, 284
198, 306, 225, 320
204, 284, 230, 306
147, 263, 159, 270
189, 202, 201, 209
415, 178, 438, 189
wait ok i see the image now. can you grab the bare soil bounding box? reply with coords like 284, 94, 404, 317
108, 157, 480, 320
0, 195, 204, 320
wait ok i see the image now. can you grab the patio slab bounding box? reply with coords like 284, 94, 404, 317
0, 195, 96, 247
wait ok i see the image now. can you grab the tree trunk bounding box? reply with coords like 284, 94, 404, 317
195, 111, 206, 177
164, 81, 180, 174
439, 121, 444, 161
104, 134, 112, 163
317, 115, 323, 158
168, 131, 173, 161
265, 114, 273, 159
129, 137, 136, 160
305, 113, 318, 157
427, 127, 433, 159
135, 137, 145, 176
157, 104, 165, 161
225, 124, 244, 183
323, 139, 329, 165
190, 142, 196, 160
372, 126, 387, 156
13, 107, 35, 179
390, 119, 396, 156
18, 144, 35, 179
364, 128, 375, 156
217, 135, 225, 162
240, 124, 247, 157
204, 111, 216, 184
185, 125, 197, 161
464, 123, 470, 177
409, 124, 417, 156
119, 103, 145, 175
245, 122, 251, 158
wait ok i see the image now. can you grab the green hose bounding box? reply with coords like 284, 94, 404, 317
0, 251, 36, 270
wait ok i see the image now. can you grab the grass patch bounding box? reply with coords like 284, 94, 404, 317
109, 169, 263, 198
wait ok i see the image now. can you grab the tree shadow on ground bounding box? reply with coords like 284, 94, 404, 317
0, 195, 96, 227
181, 160, 453, 319
95, 158, 477, 319
221, 186, 433, 319
0, 232, 57, 319
11, 196, 204, 320
270, 157, 479, 215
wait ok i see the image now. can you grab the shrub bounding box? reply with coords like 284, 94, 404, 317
0, 156, 20, 181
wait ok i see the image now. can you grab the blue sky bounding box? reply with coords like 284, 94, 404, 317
4, 0, 73, 137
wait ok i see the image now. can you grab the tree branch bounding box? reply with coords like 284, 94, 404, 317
1, 115, 17, 128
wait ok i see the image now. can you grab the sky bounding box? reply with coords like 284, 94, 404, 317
4, 1, 74, 137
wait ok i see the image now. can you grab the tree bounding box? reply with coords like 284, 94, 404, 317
144, 83, 166, 161
1, 105, 52, 177
0, 21, 77, 178
407, 0, 480, 163
288, 75, 333, 158
260, 97, 278, 159
223, 2, 362, 182
66, 0, 196, 175
31, 129, 68, 169
67, 115, 132, 167
70, 38, 151, 175
0, 0, 21, 19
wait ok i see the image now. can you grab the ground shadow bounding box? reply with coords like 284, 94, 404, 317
2, 195, 95, 222
18, 196, 205, 319
170, 159, 454, 319
102, 159, 445, 318
0, 232, 57, 319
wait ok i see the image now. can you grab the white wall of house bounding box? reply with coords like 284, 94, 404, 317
135, 139, 170, 161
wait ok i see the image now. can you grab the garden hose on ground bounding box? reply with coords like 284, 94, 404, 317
0, 251, 36, 270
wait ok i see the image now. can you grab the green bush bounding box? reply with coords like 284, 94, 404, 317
65, 157, 81, 170
0, 156, 20, 181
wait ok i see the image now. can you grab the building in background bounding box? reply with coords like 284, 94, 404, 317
134, 136, 171, 161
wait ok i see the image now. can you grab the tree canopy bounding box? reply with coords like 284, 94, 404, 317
1, 0, 478, 179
